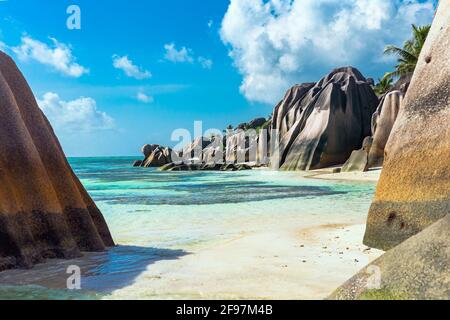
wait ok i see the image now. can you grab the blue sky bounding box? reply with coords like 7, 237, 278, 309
0, 0, 437, 156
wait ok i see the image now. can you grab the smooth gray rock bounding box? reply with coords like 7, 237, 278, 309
342, 136, 373, 172
367, 91, 403, 169
271, 67, 378, 170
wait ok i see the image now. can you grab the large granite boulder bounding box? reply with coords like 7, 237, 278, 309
271, 83, 315, 144
142, 146, 172, 167
134, 144, 173, 168
330, 214, 449, 300
141, 144, 159, 158
367, 91, 404, 169
271, 67, 379, 170
341, 136, 373, 172
0, 51, 114, 271
363, 2, 450, 251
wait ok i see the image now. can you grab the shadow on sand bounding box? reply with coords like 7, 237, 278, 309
0, 246, 188, 299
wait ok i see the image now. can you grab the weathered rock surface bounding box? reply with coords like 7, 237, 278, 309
341, 137, 373, 172
0, 51, 114, 271
363, 3, 450, 251
143, 146, 173, 167
271, 67, 378, 170
330, 214, 450, 300
134, 144, 173, 168
367, 91, 403, 169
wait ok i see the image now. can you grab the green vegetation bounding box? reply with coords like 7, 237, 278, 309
383, 24, 431, 80
374, 73, 394, 96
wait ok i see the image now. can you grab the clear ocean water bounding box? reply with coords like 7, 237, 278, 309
0, 157, 377, 300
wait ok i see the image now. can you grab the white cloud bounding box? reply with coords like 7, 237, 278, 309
38, 92, 115, 133
208, 20, 214, 28
198, 56, 213, 69
163, 43, 194, 63
163, 43, 213, 69
220, 0, 436, 104
136, 92, 154, 103
12, 36, 88, 77
112, 55, 152, 80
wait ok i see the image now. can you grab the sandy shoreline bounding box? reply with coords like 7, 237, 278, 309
306, 168, 382, 183
0, 222, 383, 300
0, 169, 383, 300
107, 223, 383, 299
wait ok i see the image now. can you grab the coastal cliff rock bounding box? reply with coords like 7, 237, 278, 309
363, 2, 450, 251
367, 91, 404, 169
271, 67, 378, 170
0, 51, 114, 271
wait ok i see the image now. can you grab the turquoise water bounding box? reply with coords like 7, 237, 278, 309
0, 157, 377, 299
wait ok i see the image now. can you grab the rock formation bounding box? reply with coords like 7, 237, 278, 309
331, 2, 450, 299
134, 144, 173, 168
363, 2, 450, 251
0, 51, 114, 271
341, 137, 373, 172
330, 214, 449, 300
367, 91, 404, 169
271, 67, 379, 171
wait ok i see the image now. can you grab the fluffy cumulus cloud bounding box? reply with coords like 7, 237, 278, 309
12, 36, 88, 77
38, 92, 115, 133
220, 0, 436, 104
112, 55, 152, 79
136, 92, 154, 103
164, 43, 194, 63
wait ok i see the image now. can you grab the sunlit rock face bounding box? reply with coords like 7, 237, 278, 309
0, 51, 114, 272
364, 2, 450, 251
367, 91, 404, 169
271, 67, 378, 171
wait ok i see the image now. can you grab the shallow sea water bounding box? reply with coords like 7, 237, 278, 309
0, 157, 377, 299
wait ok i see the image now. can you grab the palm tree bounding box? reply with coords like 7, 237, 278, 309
374, 73, 394, 96
384, 24, 431, 80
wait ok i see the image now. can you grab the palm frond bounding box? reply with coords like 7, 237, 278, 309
383, 23, 431, 79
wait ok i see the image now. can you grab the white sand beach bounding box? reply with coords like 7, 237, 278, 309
305, 168, 382, 183
108, 222, 383, 300
0, 168, 383, 300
